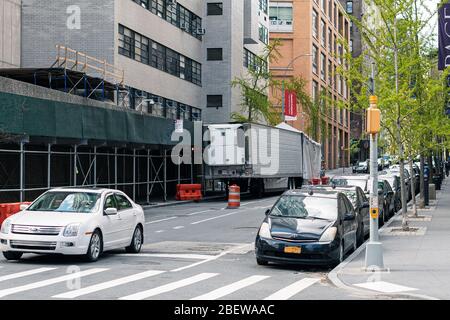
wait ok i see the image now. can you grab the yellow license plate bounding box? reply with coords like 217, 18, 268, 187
284, 246, 301, 254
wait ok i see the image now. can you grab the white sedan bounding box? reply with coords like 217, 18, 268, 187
0, 188, 145, 262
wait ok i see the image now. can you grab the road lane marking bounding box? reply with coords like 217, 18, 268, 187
173, 226, 185, 230
191, 275, 270, 300
264, 278, 320, 300
171, 243, 253, 272
155, 230, 165, 233
116, 253, 213, 260
119, 273, 219, 300
354, 281, 418, 293
191, 211, 240, 225
0, 268, 57, 282
145, 217, 177, 224
53, 270, 165, 299
186, 209, 214, 216
0, 268, 108, 298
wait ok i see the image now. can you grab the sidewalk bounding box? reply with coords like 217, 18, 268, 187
325, 167, 353, 176
329, 177, 450, 300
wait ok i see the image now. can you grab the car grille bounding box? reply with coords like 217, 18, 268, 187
10, 240, 57, 251
11, 225, 62, 236
272, 237, 316, 243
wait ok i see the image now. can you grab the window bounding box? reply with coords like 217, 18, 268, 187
328, 28, 332, 52
207, 2, 223, 15
179, 104, 191, 120
328, 0, 332, 19
119, 25, 134, 59
259, 23, 269, 44
114, 194, 133, 210
207, 48, 223, 61
322, 0, 326, 13
312, 10, 318, 38
346, 1, 353, 14
165, 100, 178, 119
119, 25, 202, 86
328, 59, 332, 84
191, 107, 202, 120
321, 19, 326, 47
312, 45, 318, 74
269, 2, 293, 32
321, 53, 326, 81
244, 48, 268, 72
312, 81, 319, 103
207, 95, 223, 108
104, 195, 117, 210
132, 0, 203, 40
259, 0, 268, 14
350, 39, 353, 52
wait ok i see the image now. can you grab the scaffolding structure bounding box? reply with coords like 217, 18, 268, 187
0, 138, 200, 204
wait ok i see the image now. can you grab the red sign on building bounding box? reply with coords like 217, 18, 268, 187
284, 90, 297, 121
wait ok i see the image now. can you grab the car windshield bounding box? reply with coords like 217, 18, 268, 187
270, 195, 337, 220
27, 192, 101, 213
331, 178, 367, 190
358, 162, 366, 166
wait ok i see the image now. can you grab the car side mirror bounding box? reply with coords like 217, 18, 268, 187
104, 207, 118, 215
378, 189, 384, 196
344, 212, 356, 221
361, 202, 369, 209
20, 204, 29, 211
265, 209, 270, 216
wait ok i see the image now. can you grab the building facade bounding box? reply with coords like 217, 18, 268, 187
269, 0, 351, 169
0, 0, 21, 68
18, 0, 269, 125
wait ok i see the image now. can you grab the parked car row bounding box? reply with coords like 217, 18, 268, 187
255, 171, 411, 268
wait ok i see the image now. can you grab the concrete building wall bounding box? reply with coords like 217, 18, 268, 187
114, 0, 203, 109
21, 0, 115, 69
0, 0, 21, 68
203, 0, 269, 124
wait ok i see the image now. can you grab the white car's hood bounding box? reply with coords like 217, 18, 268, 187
9, 211, 93, 227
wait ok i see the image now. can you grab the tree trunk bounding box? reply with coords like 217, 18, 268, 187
419, 154, 425, 209
409, 159, 417, 217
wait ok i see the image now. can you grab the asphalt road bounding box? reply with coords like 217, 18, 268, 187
0, 196, 377, 300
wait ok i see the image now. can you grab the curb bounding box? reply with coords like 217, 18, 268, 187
328, 193, 441, 300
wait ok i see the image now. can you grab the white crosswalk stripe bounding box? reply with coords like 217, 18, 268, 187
191, 275, 270, 300
264, 278, 320, 300
0, 268, 108, 298
52, 270, 165, 299
0, 267, 56, 282
119, 273, 219, 300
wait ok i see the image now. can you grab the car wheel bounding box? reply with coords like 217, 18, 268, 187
256, 257, 268, 266
84, 230, 102, 262
3, 251, 23, 261
126, 226, 143, 254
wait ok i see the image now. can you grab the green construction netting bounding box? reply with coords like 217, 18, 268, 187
0, 91, 194, 146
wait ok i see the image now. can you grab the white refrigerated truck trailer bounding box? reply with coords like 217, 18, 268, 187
203, 122, 322, 196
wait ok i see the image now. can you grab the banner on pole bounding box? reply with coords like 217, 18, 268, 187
284, 90, 297, 121
438, 2, 450, 70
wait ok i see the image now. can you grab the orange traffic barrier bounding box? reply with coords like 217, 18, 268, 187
176, 184, 202, 201
227, 185, 240, 209
310, 178, 321, 185
321, 176, 330, 185
0, 202, 32, 226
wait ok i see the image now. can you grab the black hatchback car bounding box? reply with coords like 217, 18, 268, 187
255, 189, 358, 267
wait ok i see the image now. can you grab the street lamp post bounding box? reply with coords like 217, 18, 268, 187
280, 53, 313, 122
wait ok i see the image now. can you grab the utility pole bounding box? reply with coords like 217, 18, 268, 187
365, 63, 384, 271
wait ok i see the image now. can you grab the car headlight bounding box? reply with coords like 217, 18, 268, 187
63, 223, 80, 237
319, 227, 337, 242
0, 219, 11, 234
258, 222, 272, 239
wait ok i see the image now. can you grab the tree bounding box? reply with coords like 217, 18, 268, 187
231, 39, 282, 125
339, 0, 450, 230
